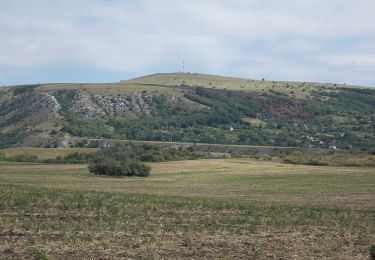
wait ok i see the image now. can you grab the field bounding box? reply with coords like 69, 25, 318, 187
0, 159, 374, 259
0, 148, 99, 160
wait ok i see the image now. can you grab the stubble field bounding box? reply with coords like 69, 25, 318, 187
0, 159, 374, 259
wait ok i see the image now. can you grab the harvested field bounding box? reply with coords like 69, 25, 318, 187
0, 159, 374, 259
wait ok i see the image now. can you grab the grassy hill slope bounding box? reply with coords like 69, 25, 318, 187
127, 72, 363, 99
0, 73, 374, 153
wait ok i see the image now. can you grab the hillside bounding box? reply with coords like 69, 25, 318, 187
128, 72, 362, 99
0, 73, 374, 153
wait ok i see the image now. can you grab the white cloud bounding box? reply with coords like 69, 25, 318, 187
0, 0, 374, 86
318, 54, 375, 69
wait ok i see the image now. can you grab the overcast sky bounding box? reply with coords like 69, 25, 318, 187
1, 0, 374, 86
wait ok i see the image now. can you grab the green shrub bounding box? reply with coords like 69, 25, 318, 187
95, 143, 205, 163
125, 162, 151, 177
88, 158, 150, 177
0, 133, 20, 149
304, 159, 328, 166
7, 153, 39, 163
370, 244, 375, 260
44, 152, 94, 164
282, 158, 300, 164
13, 84, 38, 96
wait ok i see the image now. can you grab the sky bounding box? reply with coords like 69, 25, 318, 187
0, 0, 374, 86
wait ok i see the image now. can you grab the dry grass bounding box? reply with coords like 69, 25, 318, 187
127, 73, 364, 99
39, 82, 183, 97
36, 72, 366, 100
0, 159, 374, 259
241, 117, 267, 127
0, 147, 98, 160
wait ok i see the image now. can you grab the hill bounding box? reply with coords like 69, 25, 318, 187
0, 73, 374, 153
128, 72, 362, 99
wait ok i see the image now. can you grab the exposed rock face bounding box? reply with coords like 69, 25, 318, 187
31, 92, 61, 112
1, 91, 61, 116
128, 92, 151, 115
70, 93, 105, 117
70, 92, 152, 117
0, 91, 62, 127
93, 95, 127, 116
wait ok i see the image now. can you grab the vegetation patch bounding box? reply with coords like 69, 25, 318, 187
12, 84, 39, 96
241, 117, 267, 127
370, 244, 375, 260
89, 159, 150, 177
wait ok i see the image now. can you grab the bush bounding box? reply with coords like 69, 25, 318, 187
44, 152, 94, 164
95, 143, 205, 163
88, 158, 150, 177
7, 153, 39, 163
370, 244, 375, 260
125, 162, 151, 177
304, 159, 328, 166
282, 158, 300, 164
13, 84, 38, 96
0, 133, 20, 149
